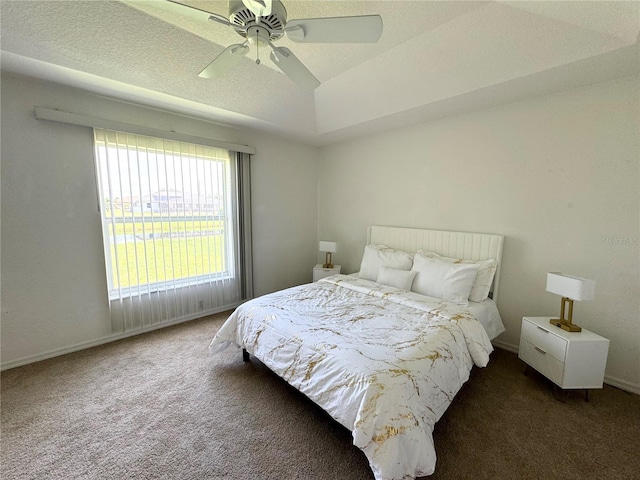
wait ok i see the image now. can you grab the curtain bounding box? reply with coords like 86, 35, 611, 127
93, 129, 252, 334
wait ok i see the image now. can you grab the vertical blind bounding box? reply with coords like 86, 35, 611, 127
93, 128, 252, 333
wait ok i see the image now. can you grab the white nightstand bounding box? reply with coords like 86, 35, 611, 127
518, 317, 609, 399
313, 264, 341, 282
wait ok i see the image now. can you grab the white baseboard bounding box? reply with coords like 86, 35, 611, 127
1, 305, 237, 371
491, 338, 518, 353
491, 339, 640, 396
602, 375, 640, 395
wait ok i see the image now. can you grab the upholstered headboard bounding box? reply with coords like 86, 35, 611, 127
367, 225, 505, 303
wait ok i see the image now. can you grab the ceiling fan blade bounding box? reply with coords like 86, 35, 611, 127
146, 0, 231, 27
198, 44, 249, 79
270, 47, 320, 91
284, 15, 383, 43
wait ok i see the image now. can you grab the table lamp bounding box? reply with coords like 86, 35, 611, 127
319, 241, 337, 269
546, 272, 595, 332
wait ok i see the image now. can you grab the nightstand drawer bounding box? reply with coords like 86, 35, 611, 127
520, 338, 564, 385
521, 319, 567, 362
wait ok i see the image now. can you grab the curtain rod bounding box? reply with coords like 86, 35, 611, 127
34, 106, 256, 155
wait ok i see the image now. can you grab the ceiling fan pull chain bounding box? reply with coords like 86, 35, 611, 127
256, 30, 261, 65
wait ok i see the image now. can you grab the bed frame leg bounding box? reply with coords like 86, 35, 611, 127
242, 348, 250, 362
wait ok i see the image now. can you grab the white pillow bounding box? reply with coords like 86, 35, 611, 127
358, 245, 414, 281
418, 250, 497, 302
376, 266, 417, 291
410, 254, 478, 305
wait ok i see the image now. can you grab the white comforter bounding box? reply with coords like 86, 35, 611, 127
209, 275, 494, 480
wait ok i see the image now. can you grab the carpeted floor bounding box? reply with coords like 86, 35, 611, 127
2, 312, 639, 480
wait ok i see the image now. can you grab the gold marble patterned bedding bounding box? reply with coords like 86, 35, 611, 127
209, 274, 494, 480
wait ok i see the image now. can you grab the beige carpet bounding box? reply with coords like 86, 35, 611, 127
2, 312, 639, 480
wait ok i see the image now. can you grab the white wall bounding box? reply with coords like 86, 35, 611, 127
317, 75, 640, 393
0, 72, 318, 367
2, 71, 638, 393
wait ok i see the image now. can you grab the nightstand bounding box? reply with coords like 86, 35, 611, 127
518, 317, 609, 399
313, 264, 341, 282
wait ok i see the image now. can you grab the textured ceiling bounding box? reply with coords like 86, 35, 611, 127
1, 0, 639, 146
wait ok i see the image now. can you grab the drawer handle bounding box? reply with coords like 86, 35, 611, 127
534, 346, 546, 355
537, 326, 548, 333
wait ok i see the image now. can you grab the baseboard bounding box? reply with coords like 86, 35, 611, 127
491, 339, 639, 396
491, 338, 519, 353
0, 305, 238, 371
602, 375, 640, 395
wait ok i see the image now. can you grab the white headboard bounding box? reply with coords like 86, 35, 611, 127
367, 225, 505, 302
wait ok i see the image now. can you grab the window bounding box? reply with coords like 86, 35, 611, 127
93, 129, 251, 333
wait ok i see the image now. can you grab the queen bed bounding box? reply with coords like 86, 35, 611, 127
209, 226, 505, 480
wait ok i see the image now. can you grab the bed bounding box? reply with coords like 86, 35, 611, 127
209, 226, 505, 480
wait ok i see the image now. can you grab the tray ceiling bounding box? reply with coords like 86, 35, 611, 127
1, 1, 638, 145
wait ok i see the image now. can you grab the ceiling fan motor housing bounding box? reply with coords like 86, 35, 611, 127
229, 0, 287, 42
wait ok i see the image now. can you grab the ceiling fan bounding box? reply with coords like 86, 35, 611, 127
152, 0, 383, 90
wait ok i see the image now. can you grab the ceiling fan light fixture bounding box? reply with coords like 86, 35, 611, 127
246, 25, 270, 47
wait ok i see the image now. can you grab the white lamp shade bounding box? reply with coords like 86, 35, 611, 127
546, 272, 595, 301
319, 241, 337, 253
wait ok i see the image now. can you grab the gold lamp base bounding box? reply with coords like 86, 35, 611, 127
322, 252, 333, 269
549, 318, 582, 332
550, 296, 582, 332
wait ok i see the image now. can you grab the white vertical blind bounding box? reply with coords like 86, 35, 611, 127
93, 128, 250, 333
